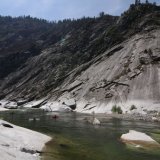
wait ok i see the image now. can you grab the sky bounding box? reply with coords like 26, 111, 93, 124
0, 0, 159, 21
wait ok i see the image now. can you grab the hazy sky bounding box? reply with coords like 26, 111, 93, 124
0, 0, 159, 21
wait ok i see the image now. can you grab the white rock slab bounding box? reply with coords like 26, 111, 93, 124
0, 120, 51, 160
121, 130, 156, 142
0, 107, 8, 111
41, 101, 72, 112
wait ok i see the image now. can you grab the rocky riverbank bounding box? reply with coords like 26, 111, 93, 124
94, 113, 160, 123
1, 99, 160, 124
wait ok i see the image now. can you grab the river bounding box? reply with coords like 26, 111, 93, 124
0, 109, 160, 160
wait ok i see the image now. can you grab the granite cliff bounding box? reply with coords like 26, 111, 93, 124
0, 3, 160, 113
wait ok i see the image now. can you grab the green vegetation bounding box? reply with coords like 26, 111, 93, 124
111, 105, 123, 114
121, 2, 160, 29
130, 105, 137, 111
0, 14, 117, 79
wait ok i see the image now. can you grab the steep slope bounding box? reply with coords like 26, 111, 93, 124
56, 29, 160, 113
0, 15, 117, 100
45, 4, 160, 113
0, 3, 160, 113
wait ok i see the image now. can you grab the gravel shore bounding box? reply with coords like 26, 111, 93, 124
94, 113, 160, 123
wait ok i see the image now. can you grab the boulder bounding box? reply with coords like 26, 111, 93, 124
59, 105, 72, 112
93, 118, 101, 125
121, 130, 160, 148
152, 117, 158, 122
41, 102, 72, 112
121, 130, 156, 142
4, 101, 18, 109
62, 99, 76, 110
84, 117, 101, 125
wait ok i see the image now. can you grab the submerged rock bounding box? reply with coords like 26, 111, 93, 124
152, 117, 159, 122
93, 118, 101, 125
28, 117, 40, 122
59, 144, 70, 149
84, 117, 101, 125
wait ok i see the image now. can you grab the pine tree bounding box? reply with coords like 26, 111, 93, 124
153, 2, 156, 5
99, 12, 105, 17
135, 0, 141, 5
146, 0, 149, 4
135, 0, 138, 5
138, 0, 141, 4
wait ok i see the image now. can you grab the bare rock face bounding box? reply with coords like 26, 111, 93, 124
0, 4, 160, 114
55, 29, 160, 113
1, 29, 160, 114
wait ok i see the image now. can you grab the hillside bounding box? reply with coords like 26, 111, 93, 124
0, 3, 160, 113
0, 14, 118, 98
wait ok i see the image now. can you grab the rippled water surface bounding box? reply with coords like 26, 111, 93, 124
0, 109, 160, 160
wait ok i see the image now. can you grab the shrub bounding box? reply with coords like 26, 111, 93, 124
111, 105, 117, 113
111, 105, 123, 114
130, 105, 137, 111
117, 106, 123, 114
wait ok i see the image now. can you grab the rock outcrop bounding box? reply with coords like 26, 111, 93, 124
57, 29, 160, 113
0, 120, 51, 160
0, 3, 160, 114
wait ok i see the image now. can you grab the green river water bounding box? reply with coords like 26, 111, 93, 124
0, 109, 160, 160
